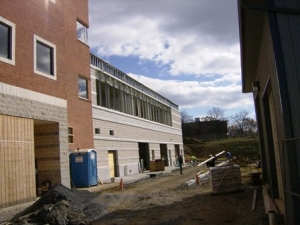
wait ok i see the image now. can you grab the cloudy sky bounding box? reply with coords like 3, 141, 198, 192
88, 0, 255, 120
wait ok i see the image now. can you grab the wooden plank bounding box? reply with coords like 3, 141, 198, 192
29, 119, 35, 200
251, 189, 257, 211
0, 116, 36, 207
24, 118, 35, 202
12, 117, 17, 205
12, 117, 16, 205
262, 185, 279, 214
17, 117, 23, 204
4, 116, 9, 207
7, 115, 12, 207
197, 151, 225, 167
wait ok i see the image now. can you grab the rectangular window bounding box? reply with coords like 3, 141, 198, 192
95, 128, 100, 134
96, 79, 101, 105
77, 21, 88, 44
78, 76, 88, 99
95, 73, 172, 126
34, 35, 56, 79
36, 42, 53, 74
0, 16, 15, 65
100, 82, 107, 107
68, 127, 74, 143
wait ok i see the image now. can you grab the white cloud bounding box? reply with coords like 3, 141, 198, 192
128, 73, 253, 110
89, 0, 241, 76
88, 0, 255, 118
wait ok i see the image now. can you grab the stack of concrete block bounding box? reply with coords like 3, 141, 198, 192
210, 165, 242, 194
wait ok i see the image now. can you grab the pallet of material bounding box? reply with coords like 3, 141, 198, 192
149, 160, 165, 172
210, 165, 242, 194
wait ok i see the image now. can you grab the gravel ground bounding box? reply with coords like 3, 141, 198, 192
91, 165, 282, 225
2, 164, 285, 225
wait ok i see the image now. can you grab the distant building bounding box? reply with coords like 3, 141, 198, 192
182, 119, 228, 141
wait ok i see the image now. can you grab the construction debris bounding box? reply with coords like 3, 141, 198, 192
185, 170, 210, 186
8, 184, 105, 225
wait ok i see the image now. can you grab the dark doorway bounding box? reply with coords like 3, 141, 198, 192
160, 144, 168, 166
175, 145, 180, 158
138, 143, 150, 170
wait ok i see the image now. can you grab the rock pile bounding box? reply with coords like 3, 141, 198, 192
9, 184, 104, 225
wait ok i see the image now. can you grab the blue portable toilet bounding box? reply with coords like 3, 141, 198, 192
70, 149, 98, 187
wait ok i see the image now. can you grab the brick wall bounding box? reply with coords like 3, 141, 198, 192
0, 0, 94, 151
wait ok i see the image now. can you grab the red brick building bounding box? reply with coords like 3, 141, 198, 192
0, 0, 93, 207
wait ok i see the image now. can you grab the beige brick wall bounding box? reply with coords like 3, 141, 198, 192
90, 69, 184, 180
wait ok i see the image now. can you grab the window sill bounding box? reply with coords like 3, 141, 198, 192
0, 57, 15, 66
78, 97, 91, 103
77, 39, 89, 47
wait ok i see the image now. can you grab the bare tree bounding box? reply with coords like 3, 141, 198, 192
243, 118, 257, 136
230, 110, 250, 137
180, 110, 194, 124
202, 107, 226, 121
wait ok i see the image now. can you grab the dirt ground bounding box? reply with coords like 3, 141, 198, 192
91, 164, 270, 225
6, 163, 285, 225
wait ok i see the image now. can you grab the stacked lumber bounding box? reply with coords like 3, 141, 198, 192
210, 165, 242, 194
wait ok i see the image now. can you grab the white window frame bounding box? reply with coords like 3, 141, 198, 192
68, 127, 74, 143
78, 76, 88, 99
76, 21, 88, 44
0, 16, 15, 65
34, 34, 57, 80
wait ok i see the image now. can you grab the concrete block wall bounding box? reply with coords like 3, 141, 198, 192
0, 83, 70, 188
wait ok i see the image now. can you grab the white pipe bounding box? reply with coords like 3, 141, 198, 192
197, 151, 225, 167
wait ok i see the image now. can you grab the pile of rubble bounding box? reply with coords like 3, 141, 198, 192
7, 184, 104, 225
